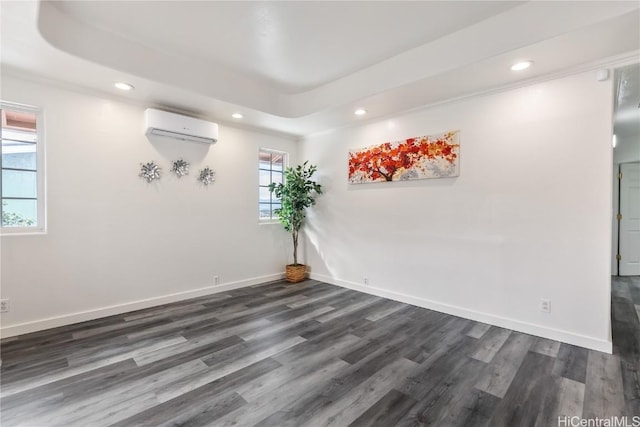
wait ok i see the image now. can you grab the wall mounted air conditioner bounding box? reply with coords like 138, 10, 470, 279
144, 108, 218, 144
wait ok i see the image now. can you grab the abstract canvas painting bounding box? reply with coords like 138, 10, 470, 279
348, 130, 460, 184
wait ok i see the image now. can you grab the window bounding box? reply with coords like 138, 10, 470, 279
1, 103, 45, 233
259, 148, 286, 221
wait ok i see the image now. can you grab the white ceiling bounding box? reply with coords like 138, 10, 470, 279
48, 1, 523, 93
1, 1, 639, 137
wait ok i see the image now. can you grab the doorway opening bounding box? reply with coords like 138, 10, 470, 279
612, 63, 640, 276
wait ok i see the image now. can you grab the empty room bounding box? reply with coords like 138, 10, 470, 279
1, 1, 639, 426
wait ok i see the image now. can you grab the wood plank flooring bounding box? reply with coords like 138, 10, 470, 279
1, 276, 639, 426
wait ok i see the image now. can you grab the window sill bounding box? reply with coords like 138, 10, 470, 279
259, 220, 281, 225
1, 227, 47, 236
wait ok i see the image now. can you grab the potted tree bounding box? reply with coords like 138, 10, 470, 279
269, 161, 323, 283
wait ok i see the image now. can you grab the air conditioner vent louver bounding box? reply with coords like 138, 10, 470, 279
144, 108, 218, 144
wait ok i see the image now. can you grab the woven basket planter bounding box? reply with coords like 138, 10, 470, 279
286, 264, 307, 283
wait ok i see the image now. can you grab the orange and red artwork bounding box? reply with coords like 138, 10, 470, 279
348, 130, 460, 184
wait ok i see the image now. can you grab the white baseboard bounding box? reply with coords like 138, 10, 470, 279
2, 272, 613, 354
0, 273, 285, 339
310, 273, 612, 354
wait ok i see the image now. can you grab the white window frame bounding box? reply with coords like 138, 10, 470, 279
1, 101, 46, 235
259, 148, 288, 223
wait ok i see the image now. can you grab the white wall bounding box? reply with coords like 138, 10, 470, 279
301, 71, 614, 352
0, 75, 296, 337
613, 135, 640, 165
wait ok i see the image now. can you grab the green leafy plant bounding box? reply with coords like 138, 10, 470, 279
2, 201, 34, 226
268, 161, 322, 266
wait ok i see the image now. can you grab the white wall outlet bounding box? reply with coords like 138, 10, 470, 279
0, 299, 9, 313
540, 298, 551, 313
214, 276, 220, 286
363, 277, 369, 285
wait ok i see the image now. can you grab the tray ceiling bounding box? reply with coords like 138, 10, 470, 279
1, 1, 639, 136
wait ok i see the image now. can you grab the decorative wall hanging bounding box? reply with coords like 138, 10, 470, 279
198, 167, 216, 185
348, 130, 460, 184
171, 159, 190, 177
139, 161, 162, 182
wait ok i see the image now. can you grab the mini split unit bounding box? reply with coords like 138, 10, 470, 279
144, 108, 218, 144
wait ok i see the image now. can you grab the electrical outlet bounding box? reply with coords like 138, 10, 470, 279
0, 299, 9, 313
214, 276, 220, 286
540, 298, 551, 313
363, 277, 369, 285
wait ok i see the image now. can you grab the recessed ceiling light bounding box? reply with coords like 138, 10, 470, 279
232, 113, 244, 119
114, 82, 134, 91
354, 108, 367, 116
511, 61, 533, 71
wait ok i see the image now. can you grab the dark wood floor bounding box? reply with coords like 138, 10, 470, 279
1, 276, 638, 426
